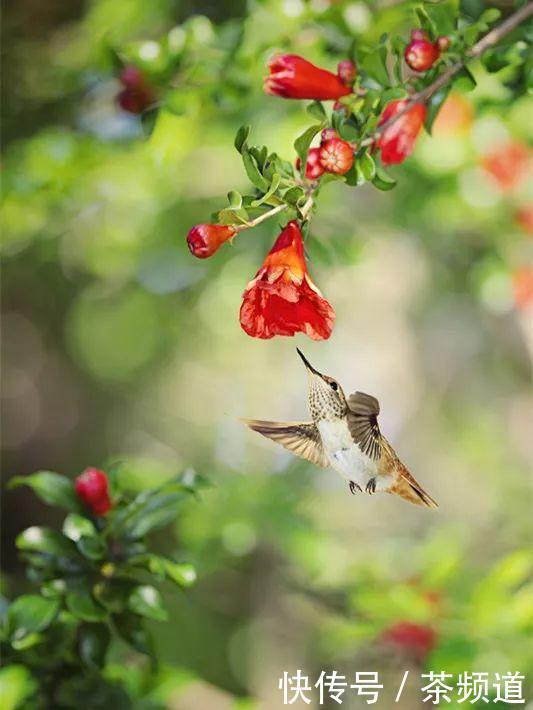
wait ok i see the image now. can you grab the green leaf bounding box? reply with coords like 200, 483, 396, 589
306, 101, 327, 122
78, 623, 110, 669
114, 613, 153, 656
242, 148, 269, 191
63, 514, 96, 542
251, 173, 281, 207
9, 472, 80, 512
16, 526, 77, 558
358, 151, 376, 180
128, 585, 168, 621
0, 665, 37, 710
115, 491, 185, 540
282, 186, 306, 206
425, 85, 452, 134
66, 591, 107, 622
141, 106, 159, 137
293, 124, 322, 169
372, 166, 397, 191
360, 47, 389, 87
76, 535, 106, 560
454, 65, 477, 92
234, 125, 250, 153
227, 190, 243, 209
162, 560, 197, 587
8, 595, 59, 642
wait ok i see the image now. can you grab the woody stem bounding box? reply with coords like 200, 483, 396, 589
360, 1, 533, 146
233, 202, 288, 231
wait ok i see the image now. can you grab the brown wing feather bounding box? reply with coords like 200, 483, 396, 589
347, 392, 382, 461
240, 419, 329, 468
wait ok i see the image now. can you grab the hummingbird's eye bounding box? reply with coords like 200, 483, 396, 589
330, 381, 338, 391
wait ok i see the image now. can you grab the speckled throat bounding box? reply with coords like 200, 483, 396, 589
308, 379, 348, 422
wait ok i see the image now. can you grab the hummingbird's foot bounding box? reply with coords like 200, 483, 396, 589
349, 480, 362, 494
365, 477, 377, 494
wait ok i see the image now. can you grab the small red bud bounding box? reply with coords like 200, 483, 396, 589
333, 100, 348, 114
187, 224, 237, 258
404, 37, 440, 72
319, 138, 354, 175
436, 35, 450, 51
411, 29, 429, 41
321, 128, 339, 143
75, 468, 112, 516
337, 59, 357, 86
119, 65, 144, 89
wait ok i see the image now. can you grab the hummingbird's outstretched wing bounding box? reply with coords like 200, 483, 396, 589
347, 392, 382, 461
240, 419, 329, 468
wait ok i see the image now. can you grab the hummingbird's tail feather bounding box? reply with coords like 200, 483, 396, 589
390, 466, 438, 508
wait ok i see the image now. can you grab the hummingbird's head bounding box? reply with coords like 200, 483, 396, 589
296, 348, 347, 421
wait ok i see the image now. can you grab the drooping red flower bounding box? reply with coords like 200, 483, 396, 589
319, 138, 354, 174
404, 29, 441, 72
75, 468, 112, 516
187, 224, 237, 258
264, 55, 352, 100
116, 65, 155, 115
382, 621, 437, 662
240, 221, 335, 340
378, 99, 427, 165
296, 147, 325, 181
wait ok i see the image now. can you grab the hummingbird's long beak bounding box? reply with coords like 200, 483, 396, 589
296, 348, 322, 377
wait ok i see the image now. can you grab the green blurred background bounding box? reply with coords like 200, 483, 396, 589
2, 0, 532, 707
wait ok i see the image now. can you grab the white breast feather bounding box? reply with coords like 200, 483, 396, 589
318, 418, 377, 486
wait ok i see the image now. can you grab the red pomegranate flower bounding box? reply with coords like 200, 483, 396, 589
382, 621, 437, 662
404, 29, 441, 72
116, 65, 155, 115
240, 221, 335, 340
378, 99, 427, 165
187, 224, 237, 258
264, 55, 352, 100
75, 468, 112, 516
296, 147, 325, 181
319, 138, 354, 174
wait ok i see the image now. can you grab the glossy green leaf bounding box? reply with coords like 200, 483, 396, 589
294, 125, 322, 169
306, 100, 327, 122
372, 166, 397, 191
8, 595, 59, 642
128, 585, 168, 621
234, 125, 250, 153
16, 526, 77, 558
454, 65, 477, 92
282, 186, 306, 206
0, 665, 37, 710
66, 591, 107, 622
227, 190, 243, 209
9, 472, 80, 512
114, 613, 154, 656
358, 151, 376, 180
242, 148, 269, 191
251, 173, 281, 207
63, 513, 96, 542
162, 560, 197, 587
78, 623, 111, 669
425, 85, 452, 134
360, 47, 389, 87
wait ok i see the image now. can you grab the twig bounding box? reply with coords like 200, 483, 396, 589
361, 1, 533, 145
233, 202, 287, 231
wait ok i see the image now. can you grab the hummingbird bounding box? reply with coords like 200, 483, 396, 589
241, 349, 438, 508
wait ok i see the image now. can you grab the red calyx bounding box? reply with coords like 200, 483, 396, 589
75, 468, 112, 516
187, 224, 237, 259
321, 128, 339, 142
319, 138, 354, 175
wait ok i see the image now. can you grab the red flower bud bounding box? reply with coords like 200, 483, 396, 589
240, 221, 335, 340
296, 147, 325, 180
187, 224, 237, 259
411, 29, 429, 41
436, 35, 450, 51
378, 99, 427, 165
405, 37, 440, 72
321, 128, 339, 143
382, 621, 437, 662
75, 468, 112, 516
119, 65, 145, 89
264, 54, 352, 101
337, 59, 357, 85
319, 138, 354, 174
116, 65, 155, 114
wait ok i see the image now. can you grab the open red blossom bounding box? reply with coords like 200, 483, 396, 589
240, 221, 335, 340
264, 55, 352, 100
378, 99, 426, 165
187, 224, 236, 258
75, 468, 112, 516
382, 621, 437, 662
319, 138, 354, 174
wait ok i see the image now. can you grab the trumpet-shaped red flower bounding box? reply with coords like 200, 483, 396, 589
264, 55, 352, 100
75, 468, 112, 516
378, 99, 427, 165
187, 224, 237, 258
319, 138, 354, 174
240, 221, 335, 340
404, 29, 441, 72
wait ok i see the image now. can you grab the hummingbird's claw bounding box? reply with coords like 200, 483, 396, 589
365, 477, 377, 494
349, 480, 362, 495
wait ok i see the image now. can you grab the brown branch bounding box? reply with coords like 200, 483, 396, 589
362, 1, 533, 145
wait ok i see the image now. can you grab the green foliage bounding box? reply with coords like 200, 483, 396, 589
1, 468, 201, 707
